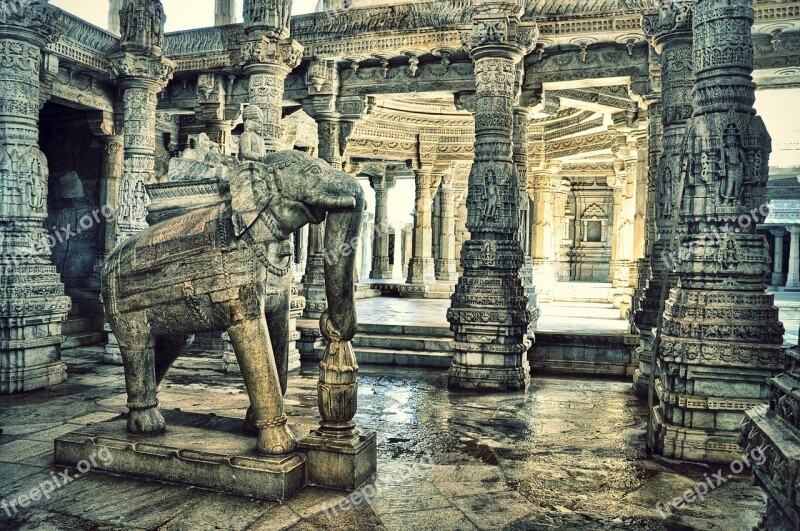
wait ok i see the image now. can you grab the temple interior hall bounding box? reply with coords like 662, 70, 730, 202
2, 0, 800, 529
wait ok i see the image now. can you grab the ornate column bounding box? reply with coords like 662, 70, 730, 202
552, 176, 571, 281
368, 169, 396, 279
407, 168, 439, 284
447, 1, 537, 391
528, 167, 557, 302
633, 11, 693, 397
403, 223, 413, 279
655, 0, 784, 463
787, 226, 800, 289
241, 0, 301, 154
196, 73, 240, 155
436, 173, 458, 282
513, 106, 539, 332
392, 225, 403, 280
0, 1, 71, 393
215, 0, 236, 25
770, 229, 786, 287
610, 136, 639, 317
107, 3, 175, 239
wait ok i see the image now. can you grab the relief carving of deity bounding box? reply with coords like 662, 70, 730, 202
719, 125, 746, 205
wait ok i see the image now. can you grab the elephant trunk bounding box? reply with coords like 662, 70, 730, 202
320, 174, 365, 342
317, 172, 364, 433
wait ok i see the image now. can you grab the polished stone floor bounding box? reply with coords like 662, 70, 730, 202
355, 298, 629, 333
0, 352, 766, 530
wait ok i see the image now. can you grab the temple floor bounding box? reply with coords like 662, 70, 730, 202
0, 353, 766, 530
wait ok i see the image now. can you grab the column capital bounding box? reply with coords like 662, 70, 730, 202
788, 225, 800, 236
107, 51, 175, 92
643, 3, 693, 53
240, 36, 302, 71
469, 1, 539, 56
0, 0, 66, 47
770, 228, 787, 238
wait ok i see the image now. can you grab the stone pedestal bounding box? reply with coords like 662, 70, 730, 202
740, 348, 800, 530
298, 430, 377, 490
54, 410, 305, 501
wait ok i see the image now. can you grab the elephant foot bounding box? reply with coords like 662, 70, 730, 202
255, 415, 297, 455
243, 406, 258, 436
127, 405, 166, 435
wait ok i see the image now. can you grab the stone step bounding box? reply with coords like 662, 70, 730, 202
314, 345, 453, 368
352, 334, 453, 352
62, 317, 104, 335
357, 322, 452, 338
63, 332, 106, 350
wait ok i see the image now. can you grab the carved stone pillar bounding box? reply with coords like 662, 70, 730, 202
454, 188, 468, 273
633, 11, 693, 398
215, 0, 236, 25
0, 2, 71, 393
513, 107, 539, 332
436, 174, 458, 282
655, 0, 784, 463
369, 172, 396, 279
528, 168, 557, 303
407, 168, 439, 284
610, 139, 638, 318
787, 226, 800, 289
447, 2, 538, 391
403, 223, 413, 279
392, 225, 403, 280
770, 229, 786, 287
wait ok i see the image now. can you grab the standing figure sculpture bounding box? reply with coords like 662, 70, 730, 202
720, 127, 746, 204
101, 149, 364, 455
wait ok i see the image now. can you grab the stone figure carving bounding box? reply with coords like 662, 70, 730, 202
720, 125, 746, 204
101, 149, 364, 455
119, 0, 166, 50
239, 105, 268, 163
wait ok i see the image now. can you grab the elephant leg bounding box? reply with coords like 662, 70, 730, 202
227, 316, 296, 455
154, 334, 195, 386
113, 311, 164, 435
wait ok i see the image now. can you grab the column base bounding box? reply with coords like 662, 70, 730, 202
297, 429, 377, 491
0, 359, 66, 394
435, 258, 459, 282
407, 257, 436, 284
531, 259, 556, 302
654, 410, 747, 464
771, 272, 786, 287
103, 327, 124, 365
448, 359, 530, 392
632, 368, 651, 398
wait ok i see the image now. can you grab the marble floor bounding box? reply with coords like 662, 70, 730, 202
355, 298, 629, 333
0, 352, 766, 530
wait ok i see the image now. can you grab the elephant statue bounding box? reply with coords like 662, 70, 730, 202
101, 150, 365, 455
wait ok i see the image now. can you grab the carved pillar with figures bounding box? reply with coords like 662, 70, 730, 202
787, 226, 800, 289
0, 1, 71, 393
447, 1, 538, 391
656, 0, 783, 463
369, 170, 396, 279
633, 11, 692, 398
215, 0, 236, 25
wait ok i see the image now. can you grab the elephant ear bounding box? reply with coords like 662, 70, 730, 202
229, 161, 274, 237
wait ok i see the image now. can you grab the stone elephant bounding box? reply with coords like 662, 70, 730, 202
101, 150, 364, 455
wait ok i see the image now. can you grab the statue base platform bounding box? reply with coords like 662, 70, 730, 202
298, 429, 377, 491
53, 410, 305, 501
